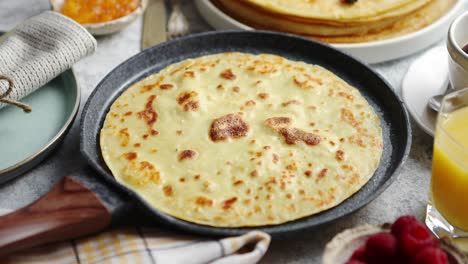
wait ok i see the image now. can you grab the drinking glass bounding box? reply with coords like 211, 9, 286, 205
426, 87, 468, 249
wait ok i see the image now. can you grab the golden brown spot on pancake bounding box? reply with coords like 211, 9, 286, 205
304, 170, 312, 177
124, 111, 132, 116
336, 150, 345, 161
316, 168, 328, 183
176, 130, 183, 135
349, 134, 366, 147
341, 108, 361, 128
338, 92, 354, 100
179, 177, 186, 182
163, 185, 173, 196
179, 150, 198, 161
216, 84, 225, 90
142, 134, 149, 139
184, 101, 199, 112
194, 174, 201, 180
265, 117, 292, 129
137, 95, 158, 130
257, 93, 269, 100
141, 84, 157, 93
134, 143, 141, 148
299, 189, 305, 195
184, 71, 195, 78
245, 100, 256, 107
150, 129, 159, 136
220, 69, 236, 80
232, 86, 240, 93
278, 128, 321, 146
234, 180, 244, 186
282, 100, 302, 107
329, 141, 336, 146
309, 122, 315, 127
263, 145, 271, 150
123, 152, 137, 160
250, 170, 258, 178
118, 128, 130, 147
196, 196, 213, 207
160, 84, 174, 90
222, 197, 238, 210
151, 149, 158, 153
286, 193, 293, 199
209, 113, 249, 142
286, 162, 297, 171
177, 91, 199, 112
272, 153, 280, 164
249, 139, 256, 145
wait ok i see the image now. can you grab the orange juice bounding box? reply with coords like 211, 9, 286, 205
431, 106, 468, 230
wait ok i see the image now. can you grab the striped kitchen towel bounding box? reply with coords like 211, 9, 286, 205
1, 227, 270, 264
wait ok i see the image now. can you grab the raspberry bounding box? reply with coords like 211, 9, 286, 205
365, 232, 398, 263
350, 245, 366, 261
412, 247, 448, 264
399, 223, 437, 257
345, 261, 366, 264
391, 215, 419, 238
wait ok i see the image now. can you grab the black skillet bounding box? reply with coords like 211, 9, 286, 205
0, 31, 411, 256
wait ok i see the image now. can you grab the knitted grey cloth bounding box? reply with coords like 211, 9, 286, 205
0, 11, 97, 111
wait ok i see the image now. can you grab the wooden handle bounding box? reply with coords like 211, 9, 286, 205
0, 177, 112, 257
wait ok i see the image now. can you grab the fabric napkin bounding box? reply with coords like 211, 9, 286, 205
0, 208, 270, 264
0, 11, 96, 111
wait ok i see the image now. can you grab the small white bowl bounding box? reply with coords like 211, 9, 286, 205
51, 0, 148, 36
323, 224, 468, 264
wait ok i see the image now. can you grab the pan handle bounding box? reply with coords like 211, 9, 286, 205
0, 176, 112, 257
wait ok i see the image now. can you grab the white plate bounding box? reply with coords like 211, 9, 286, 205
195, 0, 464, 64
402, 46, 449, 136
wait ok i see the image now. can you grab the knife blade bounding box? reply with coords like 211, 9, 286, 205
141, 0, 167, 50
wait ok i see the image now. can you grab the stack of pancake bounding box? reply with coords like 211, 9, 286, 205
213, 0, 454, 43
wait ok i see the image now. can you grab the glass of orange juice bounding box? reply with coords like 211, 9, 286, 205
426, 87, 468, 245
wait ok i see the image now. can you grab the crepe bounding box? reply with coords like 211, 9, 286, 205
215, 0, 426, 36
309, 0, 454, 43
214, 0, 453, 43
100, 53, 383, 227
239, 0, 427, 21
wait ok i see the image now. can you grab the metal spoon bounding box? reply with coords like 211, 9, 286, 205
428, 84, 453, 112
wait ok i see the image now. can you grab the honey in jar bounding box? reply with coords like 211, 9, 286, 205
61, 0, 140, 24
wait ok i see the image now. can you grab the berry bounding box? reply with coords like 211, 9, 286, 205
391, 215, 419, 238
350, 245, 366, 261
399, 223, 437, 257
412, 247, 448, 264
365, 232, 398, 262
346, 261, 366, 264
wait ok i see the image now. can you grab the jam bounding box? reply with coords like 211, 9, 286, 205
61, 0, 140, 24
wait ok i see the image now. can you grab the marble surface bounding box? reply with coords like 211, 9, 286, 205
0, 1, 451, 263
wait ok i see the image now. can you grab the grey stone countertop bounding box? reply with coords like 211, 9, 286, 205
0, 1, 445, 263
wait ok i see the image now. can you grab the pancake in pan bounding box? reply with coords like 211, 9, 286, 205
100, 53, 383, 227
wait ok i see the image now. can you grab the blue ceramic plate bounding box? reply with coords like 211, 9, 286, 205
0, 70, 80, 183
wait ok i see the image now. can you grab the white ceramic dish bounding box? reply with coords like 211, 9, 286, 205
195, 0, 464, 64
402, 46, 449, 136
51, 0, 147, 36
